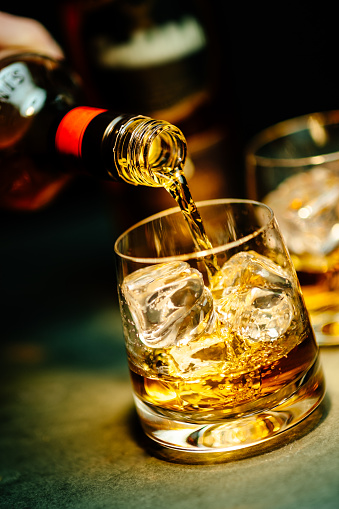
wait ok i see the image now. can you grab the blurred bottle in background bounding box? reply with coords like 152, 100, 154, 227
58, 0, 242, 228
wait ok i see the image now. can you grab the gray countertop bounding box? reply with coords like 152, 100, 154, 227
1, 180, 338, 509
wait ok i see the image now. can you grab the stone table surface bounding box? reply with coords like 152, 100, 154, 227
1, 181, 339, 509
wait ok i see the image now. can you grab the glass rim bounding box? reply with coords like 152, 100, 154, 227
246, 109, 339, 168
114, 198, 274, 264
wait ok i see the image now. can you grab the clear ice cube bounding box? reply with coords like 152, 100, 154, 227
121, 261, 215, 348
265, 166, 339, 255
168, 333, 227, 378
211, 251, 295, 342
211, 251, 291, 297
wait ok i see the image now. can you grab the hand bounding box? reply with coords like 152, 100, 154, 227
0, 11, 63, 60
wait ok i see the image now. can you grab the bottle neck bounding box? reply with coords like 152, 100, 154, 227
55, 106, 187, 187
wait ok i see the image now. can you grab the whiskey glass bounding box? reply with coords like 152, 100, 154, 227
246, 111, 339, 346
114, 199, 325, 457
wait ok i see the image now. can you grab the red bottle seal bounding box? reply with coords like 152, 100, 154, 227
55, 106, 106, 157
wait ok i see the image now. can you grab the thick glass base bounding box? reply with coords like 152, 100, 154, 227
134, 358, 325, 457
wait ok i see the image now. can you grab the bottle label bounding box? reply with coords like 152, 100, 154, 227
0, 62, 47, 117
55, 106, 107, 158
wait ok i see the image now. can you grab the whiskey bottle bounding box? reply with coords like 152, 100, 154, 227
0, 53, 187, 210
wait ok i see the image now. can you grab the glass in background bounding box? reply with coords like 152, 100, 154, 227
246, 111, 339, 346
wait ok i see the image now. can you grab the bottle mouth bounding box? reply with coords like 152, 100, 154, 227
115, 116, 187, 187
147, 122, 187, 183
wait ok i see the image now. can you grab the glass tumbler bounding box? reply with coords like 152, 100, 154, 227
246, 111, 339, 346
114, 199, 325, 457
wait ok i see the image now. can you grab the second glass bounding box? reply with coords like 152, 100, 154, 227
114, 199, 325, 457
246, 111, 339, 346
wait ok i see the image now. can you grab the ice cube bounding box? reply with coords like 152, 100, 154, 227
168, 333, 227, 378
121, 261, 215, 348
211, 251, 295, 342
211, 251, 291, 298
265, 166, 339, 255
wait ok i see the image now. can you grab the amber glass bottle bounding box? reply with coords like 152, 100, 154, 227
0, 53, 186, 210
